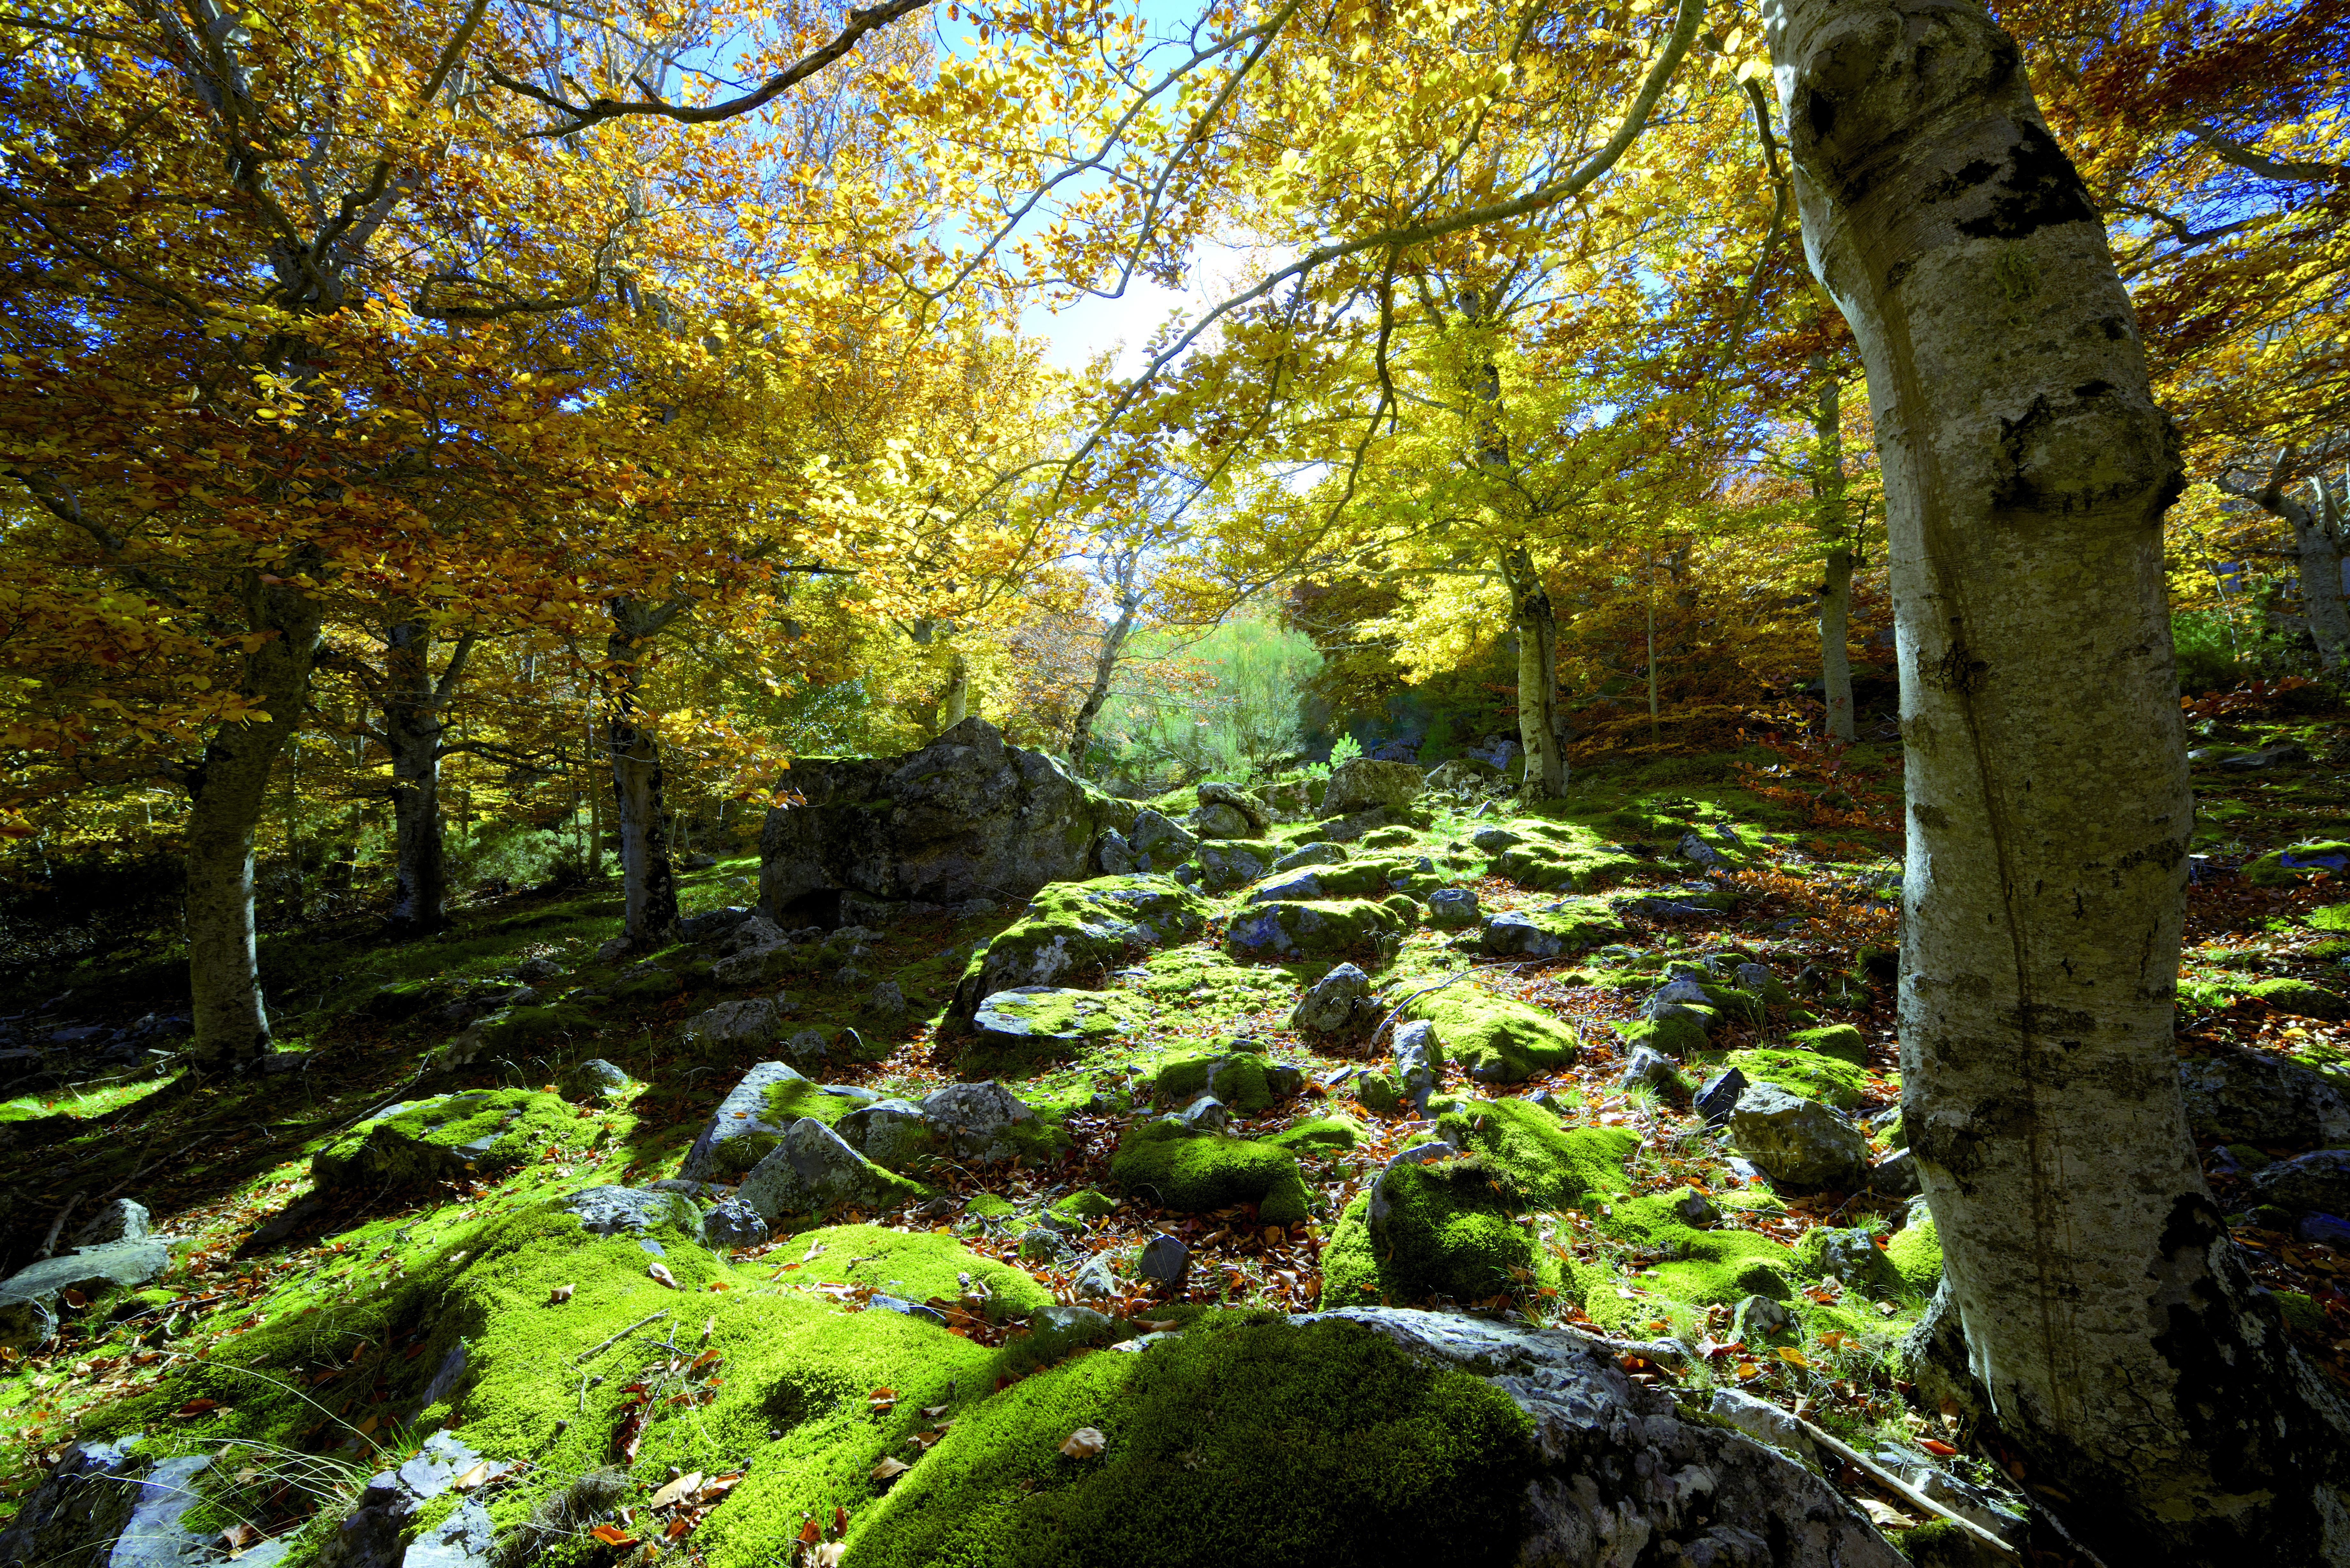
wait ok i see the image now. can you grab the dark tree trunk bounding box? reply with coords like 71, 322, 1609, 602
1767, 0, 2350, 1555
608, 599, 682, 949
185, 575, 322, 1068
379, 621, 475, 935
1069, 589, 1141, 771
1809, 351, 1857, 742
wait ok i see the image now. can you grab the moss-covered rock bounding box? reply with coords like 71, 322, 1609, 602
1582, 1191, 1799, 1320
967, 986, 1153, 1068
1267, 1115, 1365, 1152
738, 1118, 926, 1224
1479, 900, 1628, 958
1049, 1188, 1119, 1222
1196, 840, 1281, 892
1153, 1050, 1302, 1112
361, 978, 444, 1022
2243, 976, 2350, 1021
846, 1313, 1538, 1568
2309, 902, 2350, 933
313, 1089, 572, 1192
1321, 1156, 1552, 1306
1404, 987, 1578, 1083
1729, 1048, 1873, 1110
1884, 1214, 1942, 1297
1617, 1014, 1710, 1060
1222, 899, 1405, 960
435, 1004, 596, 1068
1424, 1096, 1635, 1210
951, 877, 1209, 1016
1108, 1121, 1314, 1224
1474, 820, 1648, 892
1787, 1023, 1869, 1066
2244, 840, 2350, 888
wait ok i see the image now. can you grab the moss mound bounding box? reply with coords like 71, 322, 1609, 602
1424, 1096, 1635, 1210
1479, 820, 1647, 891
2245, 840, 2350, 888
1587, 1191, 1799, 1317
1222, 899, 1405, 959
1787, 1023, 1868, 1065
1884, 1214, 1943, 1297
2243, 976, 2350, 1021
2309, 903, 2350, 933
1108, 1122, 1313, 1224
312, 1088, 574, 1192
1404, 987, 1578, 1082
846, 1314, 1538, 1568
952, 876, 1209, 1014
1319, 1157, 1552, 1306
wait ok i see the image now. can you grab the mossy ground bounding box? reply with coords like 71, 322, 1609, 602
12, 727, 2350, 1552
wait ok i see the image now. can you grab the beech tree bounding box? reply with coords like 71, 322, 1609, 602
1763, 0, 2350, 1556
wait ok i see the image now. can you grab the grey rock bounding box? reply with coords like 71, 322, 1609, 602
645, 1178, 705, 1195
1392, 1019, 1439, 1112
834, 1098, 934, 1171
2248, 1148, 2350, 1215
0, 1240, 173, 1349
1027, 1303, 1117, 1356
1386, 1140, 1460, 1169
1469, 825, 1524, 854
1138, 1233, 1189, 1286
1321, 759, 1424, 816
758, 719, 1136, 923
715, 915, 787, 956
678, 1061, 808, 1181
2295, 1212, 2350, 1247
677, 906, 753, 942
1290, 962, 1378, 1041
2179, 1046, 2350, 1148
1729, 1083, 1869, 1189
1426, 887, 1480, 928
1247, 871, 1326, 904
866, 981, 908, 1019
1197, 782, 1272, 832
866, 1293, 949, 1327
0, 1434, 146, 1568
1015, 1228, 1066, 1263
1186, 802, 1256, 839
1694, 1067, 1748, 1127
1869, 1148, 1921, 1199
699, 1198, 769, 1251
72, 1200, 150, 1248
1092, 828, 1137, 876
560, 1187, 695, 1237
513, 956, 564, 984
2216, 741, 2310, 771
401, 1497, 494, 1568
1298, 1308, 1901, 1567
556, 1058, 632, 1103
1072, 1254, 1119, 1300
1127, 809, 1200, 863
680, 998, 782, 1048
1618, 1045, 1678, 1093
918, 1081, 1038, 1164
1196, 841, 1269, 892
783, 1029, 830, 1064
1271, 841, 1350, 873
1178, 1096, 1230, 1133
1709, 1387, 1823, 1469
1734, 1294, 1796, 1340
736, 1119, 913, 1224
1669, 1189, 1720, 1227
711, 941, 800, 988
1901, 1281, 1990, 1431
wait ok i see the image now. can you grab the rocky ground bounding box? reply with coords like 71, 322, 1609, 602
0, 712, 2345, 1568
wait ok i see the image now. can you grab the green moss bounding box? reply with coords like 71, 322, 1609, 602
1725, 1048, 1873, 1110
2245, 841, 2350, 888
2278, 1290, 2326, 1335
1586, 1191, 1799, 1320
1884, 1216, 1942, 1297
1896, 1519, 1983, 1566
1108, 1122, 1314, 1224
846, 1314, 1539, 1568
1787, 1023, 1868, 1066
966, 1194, 1018, 1218
1687, 984, 1763, 1028
1481, 820, 1648, 891
953, 877, 1209, 1014
1266, 1116, 1364, 1153
1481, 899, 1629, 956
312, 1088, 575, 1191
1048, 1189, 1118, 1221
1317, 1157, 1550, 1306
1155, 1051, 1279, 1111
965, 988, 1154, 1075
791, 1224, 1051, 1319
1404, 987, 1577, 1082
1425, 1096, 1635, 1210
2309, 903, 2350, 933
1617, 1013, 1709, 1060
1223, 899, 1405, 959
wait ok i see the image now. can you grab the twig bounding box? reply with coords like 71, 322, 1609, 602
1368, 971, 1472, 1051
573, 1310, 668, 1365
1791, 1414, 2021, 1558
34, 1192, 84, 1260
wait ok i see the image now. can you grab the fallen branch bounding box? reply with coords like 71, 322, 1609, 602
1368, 971, 1472, 1052
573, 1310, 668, 1365
1791, 1413, 2020, 1559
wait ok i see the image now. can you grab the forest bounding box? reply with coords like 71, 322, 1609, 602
1, 0, 2348, 1563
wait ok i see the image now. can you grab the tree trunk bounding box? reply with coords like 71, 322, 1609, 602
1069, 597, 1141, 770
184, 577, 322, 1068
1810, 351, 1857, 742
1766, 0, 2350, 1557
381, 620, 473, 935
1501, 547, 1567, 799
608, 601, 680, 949
939, 650, 970, 732
2216, 456, 2350, 673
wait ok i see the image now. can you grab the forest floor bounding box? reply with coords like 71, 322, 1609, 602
2, 706, 2346, 1567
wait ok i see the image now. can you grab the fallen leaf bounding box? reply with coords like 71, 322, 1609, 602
356, 1415, 380, 1435
1732, 1362, 1763, 1381
830, 1505, 847, 1539
697, 1474, 743, 1502
62, 1288, 87, 1309
803, 1239, 827, 1262
451, 1463, 491, 1490
549, 1284, 575, 1304
1857, 1499, 1912, 1529
1775, 1348, 1810, 1368
590, 1524, 637, 1547
919, 1404, 949, 1419
868, 1387, 897, 1414
219, 1523, 260, 1553
1133, 1319, 1178, 1333
648, 1472, 703, 1509
648, 1263, 679, 1289
1919, 1438, 1959, 1458
1058, 1427, 1106, 1459
798, 1517, 822, 1546
870, 1458, 910, 1483
663, 1518, 693, 1541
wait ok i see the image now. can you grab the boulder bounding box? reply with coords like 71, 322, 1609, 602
0, 1435, 148, 1568
1322, 759, 1425, 816
559, 1186, 696, 1237
1789, 1023, 1869, 1066
677, 1062, 808, 1181
1730, 1083, 1869, 1189
1138, 1233, 1189, 1286
1709, 1386, 1825, 1470
1426, 887, 1480, 927
1619, 1045, 1678, 1093
711, 939, 807, 988
677, 905, 751, 941
680, 998, 782, 1048
1290, 962, 1379, 1041
1344, 1152, 1539, 1302
1196, 841, 1275, 892
736, 1119, 923, 1223
1126, 809, 1199, 863
1403, 986, 1577, 1083
1479, 901, 1626, 958
700, 1198, 770, 1250
1109, 1122, 1313, 1224
1197, 782, 1272, 832
714, 914, 788, 954
1425, 757, 1502, 792
555, 1058, 632, 1103
1223, 898, 1407, 960
1186, 803, 1255, 838
949, 875, 1208, 1017
1392, 1020, 1439, 1111
0, 1240, 174, 1348
1271, 841, 1350, 873
919, 1081, 1044, 1164
1092, 827, 1138, 875
836, 1098, 936, 1170
71, 1199, 149, 1248
757, 718, 1135, 927
967, 987, 1149, 1064
2179, 1046, 2350, 1148
313, 1089, 561, 1193
1153, 1051, 1303, 1112
2249, 1149, 2350, 1216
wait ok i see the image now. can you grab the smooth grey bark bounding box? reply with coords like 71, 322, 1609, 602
2216, 451, 2350, 673
1766, 0, 2350, 1558
1500, 546, 1567, 799
1809, 351, 1857, 742
939, 650, 971, 733
378, 621, 477, 935
183, 576, 323, 1068
607, 597, 686, 950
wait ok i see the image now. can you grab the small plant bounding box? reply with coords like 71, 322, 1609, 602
1328, 733, 1364, 767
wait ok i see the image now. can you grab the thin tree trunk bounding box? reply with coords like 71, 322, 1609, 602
1810, 351, 1857, 742
2216, 452, 2350, 673
939, 650, 970, 732
380, 620, 474, 936
1767, 0, 2350, 1557
1069, 596, 1141, 770
608, 599, 681, 949
184, 577, 322, 1068
1501, 547, 1567, 799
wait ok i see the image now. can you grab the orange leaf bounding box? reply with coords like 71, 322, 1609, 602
1920, 1438, 1960, 1457
798, 1518, 822, 1546
590, 1526, 637, 1547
